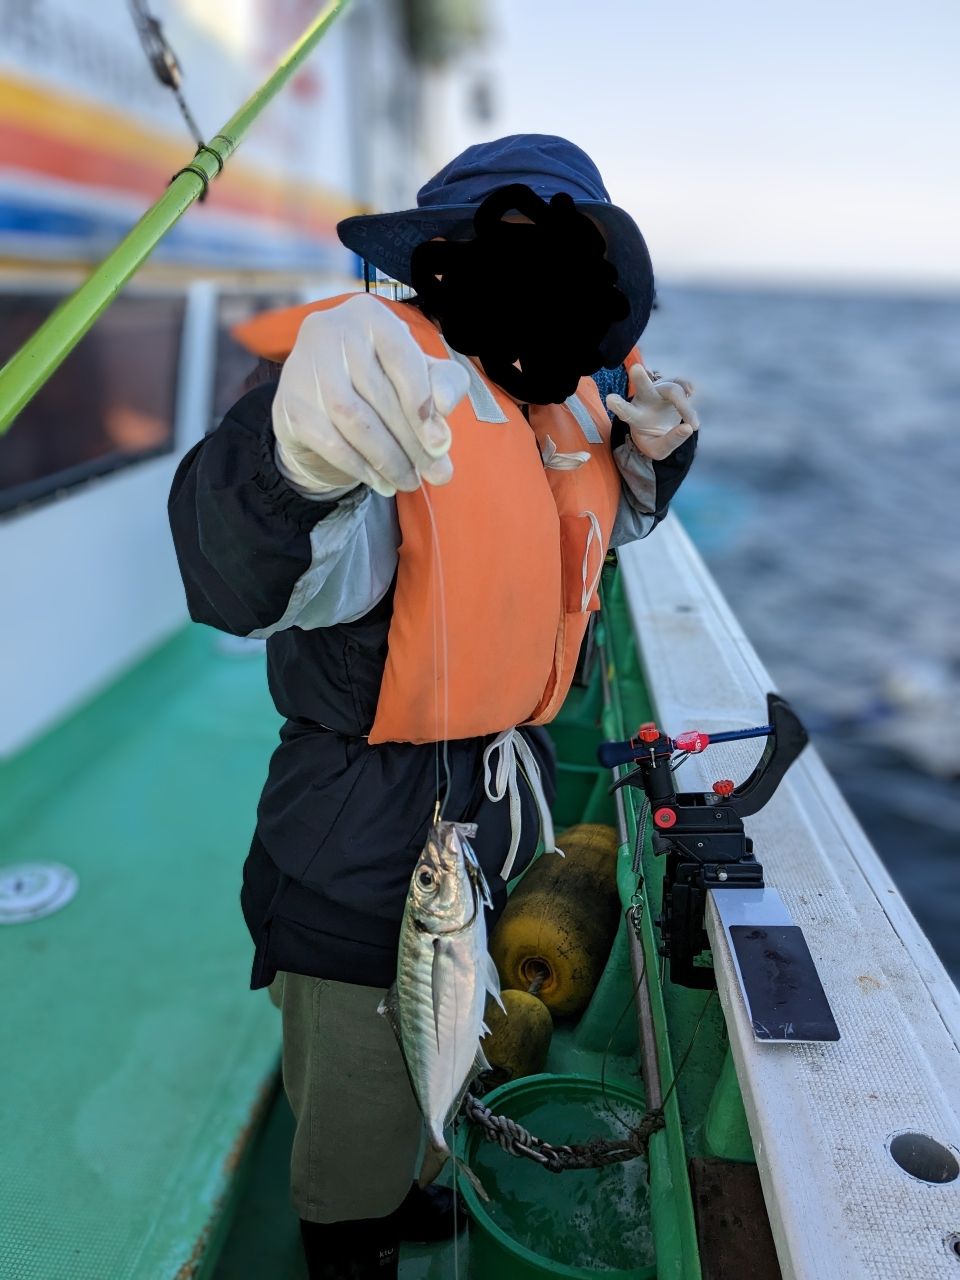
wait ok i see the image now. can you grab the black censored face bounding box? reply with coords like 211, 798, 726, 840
410, 184, 629, 405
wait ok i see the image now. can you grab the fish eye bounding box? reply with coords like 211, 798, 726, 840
417, 868, 436, 890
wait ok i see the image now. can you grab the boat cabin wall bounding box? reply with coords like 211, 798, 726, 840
0, 277, 347, 760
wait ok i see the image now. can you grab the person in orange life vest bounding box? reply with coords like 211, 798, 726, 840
167, 134, 698, 1279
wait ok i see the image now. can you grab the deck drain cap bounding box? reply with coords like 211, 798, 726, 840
0, 862, 78, 924
888, 1131, 959, 1184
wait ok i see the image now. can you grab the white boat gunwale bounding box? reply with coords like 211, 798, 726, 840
619, 517, 960, 1280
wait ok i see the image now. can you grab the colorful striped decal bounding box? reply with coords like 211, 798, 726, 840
0, 71, 358, 243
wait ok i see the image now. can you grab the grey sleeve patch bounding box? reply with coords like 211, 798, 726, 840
247, 489, 400, 637
609, 500, 657, 549
613, 439, 657, 511
609, 440, 658, 548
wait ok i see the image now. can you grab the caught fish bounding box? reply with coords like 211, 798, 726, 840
379, 820, 503, 1189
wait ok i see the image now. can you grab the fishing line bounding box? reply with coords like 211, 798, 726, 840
598, 933, 649, 1132
659, 990, 716, 1113
599, 798, 716, 1144
452, 1112, 461, 1280
420, 475, 460, 1280
449, 956, 461, 1280
419, 480, 452, 816
128, 0, 205, 148
597, 796, 650, 1127
598, 962, 716, 1150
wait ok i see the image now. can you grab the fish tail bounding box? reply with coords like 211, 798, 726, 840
417, 1134, 450, 1189
417, 1140, 489, 1204
454, 1155, 490, 1203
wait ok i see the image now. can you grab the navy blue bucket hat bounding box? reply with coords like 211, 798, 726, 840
337, 134, 654, 367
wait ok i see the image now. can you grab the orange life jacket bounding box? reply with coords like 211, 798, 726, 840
235, 294, 635, 745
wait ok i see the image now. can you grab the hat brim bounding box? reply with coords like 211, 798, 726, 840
337, 201, 653, 367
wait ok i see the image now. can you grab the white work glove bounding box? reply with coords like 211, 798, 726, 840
606, 364, 699, 461
272, 293, 471, 498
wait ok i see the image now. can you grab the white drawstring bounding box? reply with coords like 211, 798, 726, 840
579, 510, 603, 612
542, 434, 590, 471
482, 728, 558, 880
540, 442, 601, 609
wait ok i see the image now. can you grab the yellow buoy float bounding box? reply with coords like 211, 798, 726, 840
482, 989, 554, 1083
489, 823, 621, 1018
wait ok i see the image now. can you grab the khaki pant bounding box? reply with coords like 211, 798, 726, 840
269, 971, 422, 1224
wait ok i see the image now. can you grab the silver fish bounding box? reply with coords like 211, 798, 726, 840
379, 820, 502, 1187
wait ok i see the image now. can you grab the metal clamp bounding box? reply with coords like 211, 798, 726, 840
602, 692, 808, 988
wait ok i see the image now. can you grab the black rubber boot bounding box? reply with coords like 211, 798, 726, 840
299, 1216, 399, 1279
389, 1182, 468, 1243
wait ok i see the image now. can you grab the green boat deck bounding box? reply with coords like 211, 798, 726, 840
0, 627, 284, 1280
2, 570, 765, 1279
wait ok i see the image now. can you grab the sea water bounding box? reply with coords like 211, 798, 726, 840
471, 1089, 655, 1273
641, 284, 960, 978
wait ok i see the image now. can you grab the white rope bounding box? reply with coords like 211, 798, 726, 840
579, 510, 603, 612
541, 434, 590, 471
540, 441, 602, 611
482, 728, 558, 880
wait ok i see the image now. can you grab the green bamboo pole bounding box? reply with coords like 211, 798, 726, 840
0, 0, 351, 434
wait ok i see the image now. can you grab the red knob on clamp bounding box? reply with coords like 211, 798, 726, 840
638, 722, 660, 744
712, 779, 735, 797
673, 729, 710, 754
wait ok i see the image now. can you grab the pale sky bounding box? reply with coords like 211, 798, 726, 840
446, 0, 960, 288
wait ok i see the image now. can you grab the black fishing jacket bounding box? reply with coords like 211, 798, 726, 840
168, 376, 695, 989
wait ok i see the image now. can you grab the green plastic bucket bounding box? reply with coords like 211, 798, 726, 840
457, 1073, 656, 1279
